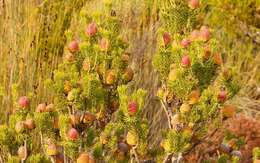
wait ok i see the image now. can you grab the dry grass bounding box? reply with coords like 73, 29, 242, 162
0, 0, 87, 123
0, 0, 39, 122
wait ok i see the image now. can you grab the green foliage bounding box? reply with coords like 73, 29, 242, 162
100, 85, 148, 160
188, 87, 219, 125
253, 147, 260, 161
153, 0, 241, 161
231, 156, 240, 163
58, 114, 71, 139
168, 69, 198, 99
217, 154, 229, 163
160, 0, 197, 33
85, 128, 96, 146
223, 79, 240, 98
9, 113, 27, 129
7, 156, 20, 163
50, 1, 130, 115
92, 142, 103, 158
102, 122, 124, 151
154, 35, 221, 99
43, 1, 139, 161
0, 125, 18, 154
34, 112, 55, 135
62, 140, 80, 159
163, 129, 192, 153
192, 60, 217, 89
152, 49, 173, 79
27, 154, 51, 163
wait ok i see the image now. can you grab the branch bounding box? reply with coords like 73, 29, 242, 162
160, 100, 172, 129
163, 153, 172, 163
183, 128, 219, 156
50, 157, 55, 163
131, 146, 140, 163
21, 140, 27, 163
0, 154, 4, 163
237, 20, 260, 45
163, 153, 183, 163
40, 131, 44, 153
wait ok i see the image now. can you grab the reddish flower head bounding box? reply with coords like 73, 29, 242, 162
190, 30, 200, 41
100, 38, 110, 51
163, 32, 171, 46
85, 22, 98, 37
188, 0, 200, 9
181, 55, 191, 67
181, 38, 191, 48
68, 40, 79, 53
36, 103, 46, 112
128, 101, 138, 116
18, 96, 30, 108
200, 26, 211, 41
68, 128, 79, 141
218, 90, 227, 102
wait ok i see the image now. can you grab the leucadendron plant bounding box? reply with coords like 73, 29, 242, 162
99, 85, 149, 162
153, 0, 240, 162
44, 0, 145, 162
0, 96, 53, 163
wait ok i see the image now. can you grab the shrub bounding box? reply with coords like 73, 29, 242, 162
153, 0, 240, 162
